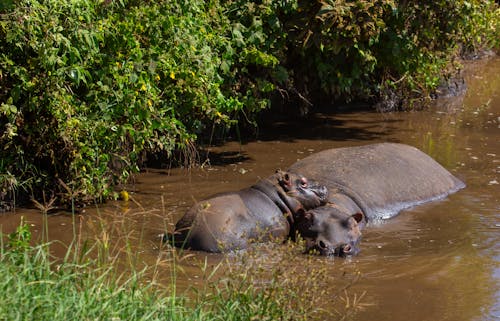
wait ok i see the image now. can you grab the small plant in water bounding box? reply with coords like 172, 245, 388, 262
191, 239, 369, 320
6, 216, 32, 254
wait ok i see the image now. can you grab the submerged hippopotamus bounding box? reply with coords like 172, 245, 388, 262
288, 143, 465, 256
295, 197, 365, 257
171, 170, 328, 252
289, 143, 465, 222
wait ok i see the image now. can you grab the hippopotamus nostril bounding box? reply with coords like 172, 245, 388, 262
318, 240, 327, 250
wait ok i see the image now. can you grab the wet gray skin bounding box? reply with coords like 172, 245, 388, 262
296, 204, 364, 257
274, 171, 329, 214
171, 170, 328, 252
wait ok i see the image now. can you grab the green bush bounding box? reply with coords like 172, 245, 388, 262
286, 0, 395, 101
0, 0, 498, 206
218, 0, 296, 114
0, 0, 244, 205
285, 0, 499, 107
373, 0, 500, 108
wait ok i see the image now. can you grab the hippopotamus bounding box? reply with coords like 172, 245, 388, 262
289, 143, 465, 223
295, 204, 364, 257
171, 170, 328, 252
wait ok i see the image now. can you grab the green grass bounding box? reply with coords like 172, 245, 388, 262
0, 218, 365, 320
0, 249, 196, 320
0, 222, 197, 320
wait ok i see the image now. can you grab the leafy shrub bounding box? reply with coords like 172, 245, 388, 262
0, 0, 244, 205
285, 0, 499, 108
218, 0, 296, 115
0, 0, 498, 205
286, 0, 395, 102
372, 0, 500, 109
7, 216, 32, 256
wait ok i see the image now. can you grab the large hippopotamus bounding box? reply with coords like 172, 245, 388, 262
171, 170, 328, 252
288, 143, 465, 256
290, 143, 465, 221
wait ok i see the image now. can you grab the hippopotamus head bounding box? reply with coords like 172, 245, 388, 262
275, 170, 328, 210
296, 205, 364, 257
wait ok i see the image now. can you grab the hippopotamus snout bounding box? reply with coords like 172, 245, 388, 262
309, 239, 360, 257
296, 205, 364, 257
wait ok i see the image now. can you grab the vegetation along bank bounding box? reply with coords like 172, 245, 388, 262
1, 0, 499, 208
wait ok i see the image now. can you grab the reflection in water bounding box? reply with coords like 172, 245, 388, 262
0, 56, 499, 320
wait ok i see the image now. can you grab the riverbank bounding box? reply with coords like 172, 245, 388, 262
1, 0, 499, 208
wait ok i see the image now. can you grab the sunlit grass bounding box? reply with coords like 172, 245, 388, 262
0, 211, 367, 320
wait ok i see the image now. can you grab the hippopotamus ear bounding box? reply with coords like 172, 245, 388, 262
275, 169, 292, 190
351, 212, 364, 223
296, 208, 313, 221
295, 208, 315, 236
275, 169, 286, 178
346, 212, 365, 230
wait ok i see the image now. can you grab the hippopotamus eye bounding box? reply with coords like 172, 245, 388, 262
300, 177, 308, 188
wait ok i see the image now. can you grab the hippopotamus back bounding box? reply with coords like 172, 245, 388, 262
289, 143, 465, 221
171, 171, 328, 252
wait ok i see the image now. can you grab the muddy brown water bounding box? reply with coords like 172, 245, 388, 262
2, 56, 500, 320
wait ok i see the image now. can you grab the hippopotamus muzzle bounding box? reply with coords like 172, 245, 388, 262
308, 239, 361, 257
